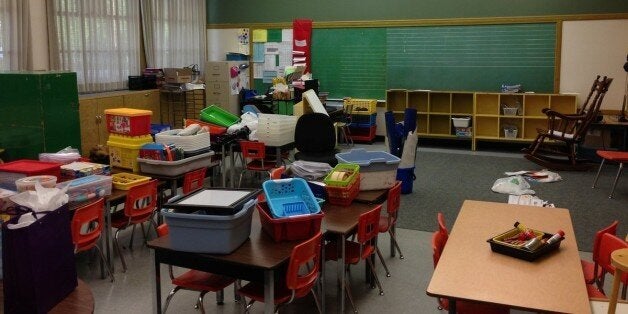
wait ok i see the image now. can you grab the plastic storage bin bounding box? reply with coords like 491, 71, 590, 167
503, 126, 518, 139
263, 178, 321, 218
60, 162, 110, 179
107, 134, 154, 172
350, 113, 377, 127
200, 105, 240, 127
138, 152, 214, 176
323, 163, 360, 187
335, 149, 400, 190
348, 125, 377, 143
58, 175, 112, 203
155, 129, 211, 152
257, 201, 324, 242
325, 174, 360, 206
160, 199, 255, 253
452, 117, 471, 128
344, 98, 377, 115
111, 172, 151, 190
184, 119, 227, 136
15, 175, 57, 192
104, 108, 152, 136
257, 114, 298, 147
0, 160, 61, 190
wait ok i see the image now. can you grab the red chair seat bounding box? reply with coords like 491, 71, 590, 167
586, 283, 606, 298
379, 215, 396, 233
172, 270, 235, 292
238, 279, 315, 305
243, 159, 276, 171
597, 150, 628, 162
324, 240, 374, 265
581, 259, 604, 283
110, 210, 152, 229
439, 298, 510, 314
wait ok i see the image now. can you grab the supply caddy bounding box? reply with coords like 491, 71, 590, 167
325, 174, 360, 206
262, 178, 321, 218
163, 187, 261, 216
257, 201, 324, 242
335, 149, 400, 190
487, 223, 564, 262
111, 172, 151, 190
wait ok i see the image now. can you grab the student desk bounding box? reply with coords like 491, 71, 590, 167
426, 200, 591, 314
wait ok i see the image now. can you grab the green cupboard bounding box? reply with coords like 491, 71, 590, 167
0, 71, 80, 161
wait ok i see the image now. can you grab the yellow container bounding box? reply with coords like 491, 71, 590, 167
107, 134, 153, 172
344, 98, 377, 115
111, 172, 151, 190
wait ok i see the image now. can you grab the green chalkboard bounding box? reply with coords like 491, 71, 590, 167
386, 23, 557, 92
311, 28, 387, 99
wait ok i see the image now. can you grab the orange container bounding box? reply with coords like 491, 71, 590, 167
105, 108, 152, 136
184, 119, 227, 135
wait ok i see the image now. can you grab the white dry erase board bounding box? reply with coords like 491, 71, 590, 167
164, 188, 261, 215
178, 190, 251, 207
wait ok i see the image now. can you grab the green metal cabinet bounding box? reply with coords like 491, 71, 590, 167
0, 71, 80, 161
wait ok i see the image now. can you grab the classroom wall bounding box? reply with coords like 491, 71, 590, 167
207, 0, 627, 24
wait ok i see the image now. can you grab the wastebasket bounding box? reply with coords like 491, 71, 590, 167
396, 167, 416, 194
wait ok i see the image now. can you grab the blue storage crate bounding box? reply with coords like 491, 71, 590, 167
263, 178, 321, 218
150, 123, 171, 136
350, 113, 377, 127
335, 149, 400, 172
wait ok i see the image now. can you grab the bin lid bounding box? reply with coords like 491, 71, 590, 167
0, 160, 61, 174
164, 188, 261, 215
104, 108, 153, 116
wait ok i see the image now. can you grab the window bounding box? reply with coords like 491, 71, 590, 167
0, 0, 25, 71
48, 0, 141, 93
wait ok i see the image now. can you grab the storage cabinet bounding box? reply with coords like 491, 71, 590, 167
386, 89, 578, 150
0, 72, 80, 160
79, 89, 160, 156
205, 61, 249, 115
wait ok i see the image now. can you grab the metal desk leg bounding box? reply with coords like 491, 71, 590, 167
391, 224, 396, 258
264, 269, 275, 314
337, 233, 345, 314
276, 147, 282, 167
229, 144, 236, 188
320, 237, 326, 313
221, 145, 227, 187
105, 200, 114, 272
152, 250, 162, 314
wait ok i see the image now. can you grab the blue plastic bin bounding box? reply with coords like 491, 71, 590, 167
396, 167, 416, 194
263, 178, 321, 218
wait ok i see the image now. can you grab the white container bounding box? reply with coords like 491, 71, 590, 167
160, 199, 255, 253
452, 117, 471, 128
257, 114, 297, 146
155, 129, 211, 152
503, 126, 518, 138
15, 175, 58, 192
58, 175, 113, 203
502, 107, 518, 116
137, 152, 215, 176
335, 149, 401, 191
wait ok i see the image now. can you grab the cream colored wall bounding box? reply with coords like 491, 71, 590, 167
28, 0, 49, 70
560, 19, 628, 110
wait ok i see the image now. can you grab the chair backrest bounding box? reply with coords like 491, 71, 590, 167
572, 76, 613, 139
240, 140, 267, 160
286, 231, 323, 292
437, 212, 449, 237
592, 220, 619, 263
386, 181, 402, 217
124, 179, 158, 222
270, 166, 286, 179
156, 223, 169, 237
71, 197, 105, 252
356, 205, 383, 244
183, 167, 207, 195
598, 233, 628, 281
431, 229, 449, 269
295, 113, 336, 153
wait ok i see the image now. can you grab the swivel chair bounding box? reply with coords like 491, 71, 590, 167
294, 112, 339, 167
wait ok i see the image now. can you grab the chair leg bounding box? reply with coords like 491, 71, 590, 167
592, 158, 606, 188
113, 229, 127, 273
238, 170, 246, 188
198, 291, 208, 313
366, 258, 385, 296
375, 247, 391, 277
609, 162, 624, 199
140, 222, 147, 243
162, 286, 181, 314
311, 289, 323, 314
234, 280, 242, 302
344, 277, 358, 313
215, 289, 225, 305
129, 224, 136, 250
94, 244, 114, 282
388, 229, 405, 259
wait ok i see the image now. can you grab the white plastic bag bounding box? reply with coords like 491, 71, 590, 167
491, 175, 535, 195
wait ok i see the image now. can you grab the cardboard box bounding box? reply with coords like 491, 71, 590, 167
163, 68, 193, 84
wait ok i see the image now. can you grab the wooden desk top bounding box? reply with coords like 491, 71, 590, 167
322, 202, 377, 234
354, 189, 388, 205
426, 200, 590, 314
0, 279, 94, 314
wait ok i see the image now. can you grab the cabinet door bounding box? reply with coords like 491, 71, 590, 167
123, 90, 161, 123
78, 98, 100, 156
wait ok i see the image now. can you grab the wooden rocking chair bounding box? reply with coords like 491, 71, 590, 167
523, 75, 613, 171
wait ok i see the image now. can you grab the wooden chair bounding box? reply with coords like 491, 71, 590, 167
609, 248, 628, 314
523, 75, 613, 170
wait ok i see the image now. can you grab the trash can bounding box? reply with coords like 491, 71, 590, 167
396, 167, 416, 194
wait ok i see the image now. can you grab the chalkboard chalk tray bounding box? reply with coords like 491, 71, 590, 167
164, 188, 262, 215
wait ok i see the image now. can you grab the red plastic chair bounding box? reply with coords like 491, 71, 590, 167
431, 229, 509, 314
325, 205, 384, 312
592, 150, 628, 198
110, 179, 159, 272
437, 212, 449, 237
71, 197, 114, 282
596, 233, 628, 297
156, 224, 236, 313
375, 181, 403, 277
237, 232, 323, 313
183, 167, 207, 195
258, 166, 287, 203
581, 221, 619, 287
238, 141, 276, 188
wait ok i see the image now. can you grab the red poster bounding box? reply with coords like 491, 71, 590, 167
292, 19, 313, 73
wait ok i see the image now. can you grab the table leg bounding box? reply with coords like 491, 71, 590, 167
448, 298, 456, 314
276, 147, 281, 167
390, 224, 396, 258
152, 250, 162, 314
230, 144, 236, 188
221, 145, 227, 187
105, 200, 114, 273
264, 269, 275, 314
337, 233, 345, 314
320, 237, 326, 313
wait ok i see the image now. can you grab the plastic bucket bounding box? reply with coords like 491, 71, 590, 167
396, 167, 416, 194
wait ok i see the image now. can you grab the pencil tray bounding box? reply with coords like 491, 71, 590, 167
263, 178, 321, 218
487, 227, 564, 262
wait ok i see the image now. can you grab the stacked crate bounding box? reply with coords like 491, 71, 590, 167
104, 108, 154, 172
344, 98, 377, 143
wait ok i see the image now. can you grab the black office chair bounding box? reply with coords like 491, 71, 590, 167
294, 113, 339, 167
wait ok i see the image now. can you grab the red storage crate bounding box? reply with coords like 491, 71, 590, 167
348, 125, 377, 143
104, 108, 152, 136
325, 174, 360, 206
257, 202, 324, 242
0, 160, 61, 190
